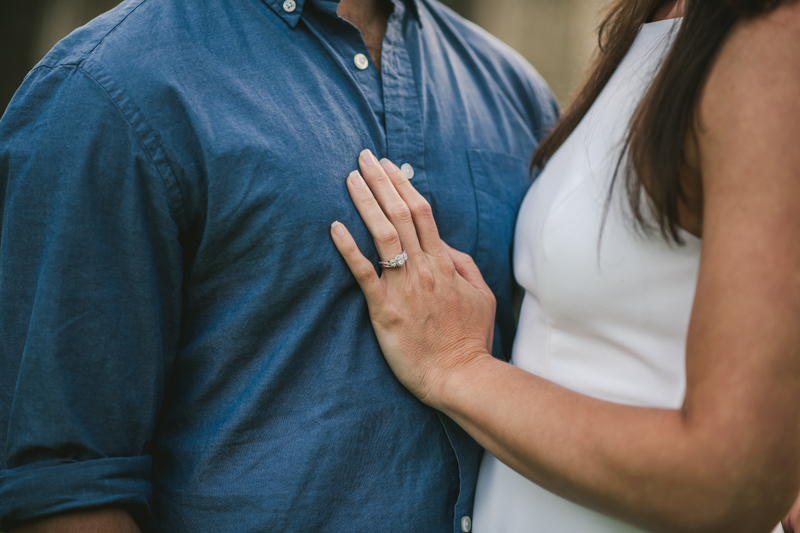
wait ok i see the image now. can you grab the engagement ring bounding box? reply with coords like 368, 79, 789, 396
379, 251, 408, 269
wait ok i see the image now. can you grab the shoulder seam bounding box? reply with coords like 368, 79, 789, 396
88, 0, 150, 56
69, 64, 189, 232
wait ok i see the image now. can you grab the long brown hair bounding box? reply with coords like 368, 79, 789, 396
532, 0, 793, 243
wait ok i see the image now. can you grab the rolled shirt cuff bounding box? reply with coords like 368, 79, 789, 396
0, 455, 152, 531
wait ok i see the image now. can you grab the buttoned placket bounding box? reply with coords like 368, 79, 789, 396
380, 0, 429, 201
300, 1, 388, 150
381, 9, 475, 533
275, 3, 466, 532
300, 0, 429, 200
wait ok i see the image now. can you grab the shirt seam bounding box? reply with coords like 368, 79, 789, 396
87, 0, 150, 56
65, 63, 189, 232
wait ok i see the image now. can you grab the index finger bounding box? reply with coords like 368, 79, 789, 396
357, 150, 423, 260
378, 158, 445, 256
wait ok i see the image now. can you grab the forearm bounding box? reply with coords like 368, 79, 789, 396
434, 354, 797, 533
11, 508, 141, 533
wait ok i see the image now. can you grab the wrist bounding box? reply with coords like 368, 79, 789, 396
426, 350, 498, 414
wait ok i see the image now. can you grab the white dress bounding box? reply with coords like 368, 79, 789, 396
472, 19, 699, 532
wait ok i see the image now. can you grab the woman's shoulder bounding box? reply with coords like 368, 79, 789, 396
724, 2, 800, 67
699, 2, 800, 146
703, 3, 800, 105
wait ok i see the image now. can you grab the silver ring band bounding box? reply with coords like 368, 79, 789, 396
379, 251, 408, 268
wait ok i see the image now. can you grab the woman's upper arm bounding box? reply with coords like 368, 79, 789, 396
686, 2, 800, 500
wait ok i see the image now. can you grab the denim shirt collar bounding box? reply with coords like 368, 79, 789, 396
261, 0, 421, 28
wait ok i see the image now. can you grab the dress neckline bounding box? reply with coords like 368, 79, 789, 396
643, 16, 682, 28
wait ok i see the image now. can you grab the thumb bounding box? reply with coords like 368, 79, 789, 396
442, 240, 490, 293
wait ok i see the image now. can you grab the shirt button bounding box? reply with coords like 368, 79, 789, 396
461, 515, 472, 532
354, 53, 369, 70
400, 163, 415, 180
282, 0, 296, 12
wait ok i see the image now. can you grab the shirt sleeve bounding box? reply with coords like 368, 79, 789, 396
518, 59, 561, 145
0, 64, 184, 531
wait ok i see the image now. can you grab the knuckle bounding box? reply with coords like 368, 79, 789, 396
388, 168, 407, 184
383, 308, 403, 327
410, 200, 433, 218
484, 289, 497, 310
453, 249, 473, 264
361, 195, 379, 210
373, 171, 391, 185
377, 227, 400, 247
390, 204, 413, 223
440, 260, 456, 277
417, 267, 436, 291
343, 241, 360, 256
487, 290, 497, 307
342, 240, 364, 258
355, 263, 377, 281
374, 299, 401, 324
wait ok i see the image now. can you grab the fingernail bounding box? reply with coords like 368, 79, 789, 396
349, 170, 366, 189
360, 149, 377, 165
331, 221, 346, 237
379, 158, 397, 172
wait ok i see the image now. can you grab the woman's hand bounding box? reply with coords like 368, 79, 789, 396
330, 150, 496, 407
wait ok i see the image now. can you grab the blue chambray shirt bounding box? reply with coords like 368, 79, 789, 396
0, 0, 558, 531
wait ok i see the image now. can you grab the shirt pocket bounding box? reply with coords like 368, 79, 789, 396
467, 149, 533, 358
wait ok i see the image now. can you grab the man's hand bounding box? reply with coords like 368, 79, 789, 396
783, 493, 800, 533
11, 508, 141, 533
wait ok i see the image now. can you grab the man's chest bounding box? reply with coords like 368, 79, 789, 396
136, 14, 538, 313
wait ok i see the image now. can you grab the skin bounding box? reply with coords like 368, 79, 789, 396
9, 1, 393, 532
330, 2, 800, 532
338, 0, 393, 71
787, 503, 800, 533
11, 509, 142, 533
652, 0, 686, 22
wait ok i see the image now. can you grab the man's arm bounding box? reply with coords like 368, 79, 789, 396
0, 64, 183, 530
11, 509, 140, 533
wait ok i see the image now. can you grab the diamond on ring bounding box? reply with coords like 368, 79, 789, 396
379, 251, 408, 269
